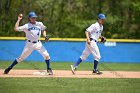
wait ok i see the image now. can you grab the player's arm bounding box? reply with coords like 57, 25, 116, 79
40, 22, 47, 37
40, 22, 49, 42
42, 30, 47, 37
85, 31, 91, 45
14, 14, 23, 31
43, 30, 50, 42
85, 24, 95, 45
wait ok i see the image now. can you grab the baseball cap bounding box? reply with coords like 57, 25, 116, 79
28, 12, 37, 18
98, 13, 105, 19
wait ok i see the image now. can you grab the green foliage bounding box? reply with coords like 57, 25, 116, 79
0, 0, 140, 39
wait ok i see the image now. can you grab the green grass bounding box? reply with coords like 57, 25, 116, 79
0, 61, 140, 93
0, 78, 140, 93
0, 61, 140, 71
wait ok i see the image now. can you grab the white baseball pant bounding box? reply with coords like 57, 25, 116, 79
80, 41, 101, 62
16, 41, 50, 62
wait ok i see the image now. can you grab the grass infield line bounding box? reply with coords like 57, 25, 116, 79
0, 61, 140, 71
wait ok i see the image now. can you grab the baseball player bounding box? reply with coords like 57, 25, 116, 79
4, 12, 53, 75
71, 13, 106, 74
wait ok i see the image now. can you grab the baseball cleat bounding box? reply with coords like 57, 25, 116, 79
71, 65, 76, 74
93, 69, 103, 75
4, 67, 12, 74
47, 68, 53, 75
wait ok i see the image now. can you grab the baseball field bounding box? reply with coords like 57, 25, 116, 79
0, 61, 140, 93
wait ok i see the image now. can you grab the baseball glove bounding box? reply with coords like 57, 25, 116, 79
100, 36, 106, 43
45, 35, 50, 42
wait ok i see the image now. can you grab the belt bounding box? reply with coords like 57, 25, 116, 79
90, 38, 97, 42
28, 40, 39, 43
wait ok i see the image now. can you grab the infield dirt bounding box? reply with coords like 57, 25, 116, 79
0, 70, 140, 78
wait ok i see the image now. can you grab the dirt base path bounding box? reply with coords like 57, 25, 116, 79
0, 70, 140, 78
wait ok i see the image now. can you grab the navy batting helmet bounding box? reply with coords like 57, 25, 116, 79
28, 12, 37, 18
98, 13, 105, 19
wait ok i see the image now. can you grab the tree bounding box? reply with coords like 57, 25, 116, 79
0, 0, 139, 39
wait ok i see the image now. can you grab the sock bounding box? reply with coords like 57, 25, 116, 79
45, 59, 50, 69
74, 58, 82, 68
9, 59, 18, 69
94, 60, 99, 71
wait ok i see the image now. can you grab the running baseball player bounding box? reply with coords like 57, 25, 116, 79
4, 12, 53, 75
71, 13, 106, 74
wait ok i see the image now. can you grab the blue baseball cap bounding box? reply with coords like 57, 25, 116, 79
28, 12, 37, 18
98, 13, 105, 19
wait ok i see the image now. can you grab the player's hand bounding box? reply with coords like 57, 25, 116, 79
18, 14, 23, 20
100, 36, 106, 43
45, 35, 50, 42
87, 39, 91, 45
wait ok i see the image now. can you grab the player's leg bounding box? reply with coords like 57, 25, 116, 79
37, 43, 53, 75
4, 44, 33, 74
74, 44, 91, 68
87, 41, 102, 74
4, 59, 18, 74
73, 58, 82, 69
71, 43, 91, 74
